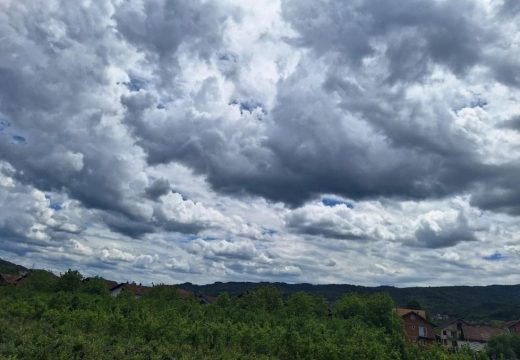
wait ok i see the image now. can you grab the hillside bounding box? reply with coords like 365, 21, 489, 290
0, 273, 484, 359
1, 257, 518, 324
0, 258, 27, 275
180, 282, 520, 324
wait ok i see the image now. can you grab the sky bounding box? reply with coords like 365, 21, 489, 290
1, 0, 520, 287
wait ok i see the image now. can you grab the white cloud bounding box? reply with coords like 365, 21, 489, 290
1, 0, 520, 287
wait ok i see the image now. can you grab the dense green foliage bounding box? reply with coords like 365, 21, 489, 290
487, 334, 520, 359
0, 270, 489, 359
2, 257, 520, 324
181, 282, 520, 323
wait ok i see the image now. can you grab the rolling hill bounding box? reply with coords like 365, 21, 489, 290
1, 257, 517, 324
180, 281, 520, 324
0, 258, 27, 275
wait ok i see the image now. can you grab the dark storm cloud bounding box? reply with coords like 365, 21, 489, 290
0, 0, 237, 238
501, 0, 520, 16
499, 116, 520, 131
145, 178, 171, 199
413, 213, 477, 249
102, 212, 157, 238
470, 163, 520, 216
283, 0, 487, 78
114, 0, 231, 60
287, 220, 371, 241
119, 0, 519, 213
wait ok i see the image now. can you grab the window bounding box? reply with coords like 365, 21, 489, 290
419, 326, 427, 337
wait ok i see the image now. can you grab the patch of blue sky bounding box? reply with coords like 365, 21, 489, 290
49, 203, 63, 211
470, 97, 488, 108
229, 99, 265, 115
125, 76, 147, 92
218, 52, 237, 62
322, 197, 354, 209
172, 234, 198, 245
12, 135, 26, 144
483, 252, 506, 261
0, 119, 10, 132
262, 228, 277, 236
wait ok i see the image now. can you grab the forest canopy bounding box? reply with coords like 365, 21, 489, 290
0, 269, 495, 359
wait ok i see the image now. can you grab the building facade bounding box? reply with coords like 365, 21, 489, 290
396, 308, 436, 345
440, 319, 506, 351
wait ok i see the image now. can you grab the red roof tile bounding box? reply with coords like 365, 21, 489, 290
506, 320, 520, 328
0, 273, 21, 285
104, 280, 118, 290
463, 325, 506, 342
112, 283, 151, 296
177, 288, 193, 298
199, 294, 218, 304
396, 308, 427, 319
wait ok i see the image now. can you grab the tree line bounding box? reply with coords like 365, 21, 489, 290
0, 269, 515, 359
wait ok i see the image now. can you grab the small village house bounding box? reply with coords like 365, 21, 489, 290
109, 282, 193, 299
198, 294, 218, 305
110, 282, 151, 298
396, 308, 436, 345
440, 319, 506, 351
0, 273, 21, 286
506, 320, 520, 335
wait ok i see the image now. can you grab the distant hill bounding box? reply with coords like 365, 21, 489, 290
180, 281, 520, 324
2, 256, 518, 324
0, 258, 27, 275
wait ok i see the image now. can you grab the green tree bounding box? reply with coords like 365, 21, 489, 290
240, 286, 284, 312
487, 334, 520, 360
81, 277, 109, 296
334, 293, 368, 320
56, 269, 83, 292
286, 291, 328, 317
17, 270, 58, 292
406, 299, 422, 310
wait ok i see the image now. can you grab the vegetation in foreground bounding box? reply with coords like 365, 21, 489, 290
0, 269, 502, 359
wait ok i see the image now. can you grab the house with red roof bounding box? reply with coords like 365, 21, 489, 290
109, 283, 193, 299
110, 282, 151, 298
396, 308, 437, 345
440, 319, 506, 351
0, 273, 21, 285
198, 294, 218, 305
505, 320, 520, 335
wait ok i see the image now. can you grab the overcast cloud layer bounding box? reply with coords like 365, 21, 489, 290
1, 0, 520, 286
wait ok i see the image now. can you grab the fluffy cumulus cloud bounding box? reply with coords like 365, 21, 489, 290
1, 0, 520, 286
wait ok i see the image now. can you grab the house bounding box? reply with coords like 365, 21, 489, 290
110, 282, 151, 298
440, 319, 506, 351
198, 294, 218, 305
177, 288, 194, 299
0, 273, 21, 285
505, 320, 520, 335
396, 308, 436, 345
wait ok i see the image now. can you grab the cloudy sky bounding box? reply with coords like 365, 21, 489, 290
1, 0, 520, 287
